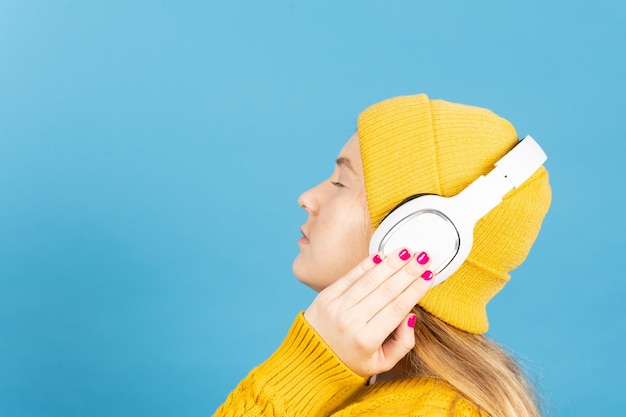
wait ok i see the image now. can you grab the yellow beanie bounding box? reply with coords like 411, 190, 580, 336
357, 94, 551, 334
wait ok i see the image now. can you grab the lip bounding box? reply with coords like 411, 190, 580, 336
298, 227, 310, 244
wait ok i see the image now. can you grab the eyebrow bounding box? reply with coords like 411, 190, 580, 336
335, 157, 356, 174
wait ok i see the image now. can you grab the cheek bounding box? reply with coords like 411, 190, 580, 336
318, 200, 372, 279
332, 207, 370, 255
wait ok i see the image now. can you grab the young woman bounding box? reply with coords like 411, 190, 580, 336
213, 94, 551, 417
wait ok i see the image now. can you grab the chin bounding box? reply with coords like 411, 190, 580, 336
292, 256, 327, 293
292, 263, 319, 292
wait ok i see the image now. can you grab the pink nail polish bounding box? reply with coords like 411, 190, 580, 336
372, 254, 382, 264
416, 251, 429, 265
399, 249, 411, 261
421, 270, 433, 281
407, 315, 416, 328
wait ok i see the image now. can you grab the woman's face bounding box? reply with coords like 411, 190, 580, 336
293, 133, 373, 291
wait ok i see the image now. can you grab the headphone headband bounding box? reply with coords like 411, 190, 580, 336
456, 135, 547, 223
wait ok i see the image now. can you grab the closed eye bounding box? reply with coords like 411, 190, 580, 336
331, 181, 345, 188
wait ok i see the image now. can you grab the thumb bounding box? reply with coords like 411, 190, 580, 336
379, 313, 417, 371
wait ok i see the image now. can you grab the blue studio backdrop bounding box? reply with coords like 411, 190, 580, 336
1, 1, 624, 416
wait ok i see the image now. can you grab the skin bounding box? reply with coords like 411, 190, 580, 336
293, 133, 435, 378
293, 133, 372, 291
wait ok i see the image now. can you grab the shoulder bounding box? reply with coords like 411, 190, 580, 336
417, 379, 485, 417
334, 377, 486, 417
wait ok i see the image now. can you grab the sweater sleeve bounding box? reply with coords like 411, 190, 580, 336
212, 312, 368, 417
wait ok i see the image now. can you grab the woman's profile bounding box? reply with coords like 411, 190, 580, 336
213, 94, 551, 417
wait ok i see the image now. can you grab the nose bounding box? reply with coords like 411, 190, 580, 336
298, 183, 320, 214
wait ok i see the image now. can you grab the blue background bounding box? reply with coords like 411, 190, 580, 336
1, 1, 624, 416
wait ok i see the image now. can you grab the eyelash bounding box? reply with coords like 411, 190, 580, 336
331, 181, 345, 188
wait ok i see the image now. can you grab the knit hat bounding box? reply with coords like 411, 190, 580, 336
357, 94, 551, 334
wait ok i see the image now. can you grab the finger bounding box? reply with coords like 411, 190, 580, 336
320, 252, 382, 299
351, 250, 431, 319
377, 313, 417, 373
335, 248, 416, 308
367, 268, 435, 339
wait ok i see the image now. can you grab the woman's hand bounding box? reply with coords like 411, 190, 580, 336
304, 248, 434, 377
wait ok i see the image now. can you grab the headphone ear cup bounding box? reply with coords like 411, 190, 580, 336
376, 209, 460, 273
370, 195, 461, 284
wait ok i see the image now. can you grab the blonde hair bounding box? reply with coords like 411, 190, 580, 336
406, 306, 542, 417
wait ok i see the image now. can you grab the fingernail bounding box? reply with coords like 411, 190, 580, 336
421, 270, 434, 281
416, 251, 429, 265
399, 249, 411, 261
407, 315, 416, 328
372, 254, 382, 264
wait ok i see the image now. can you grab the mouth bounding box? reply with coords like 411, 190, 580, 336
299, 227, 310, 244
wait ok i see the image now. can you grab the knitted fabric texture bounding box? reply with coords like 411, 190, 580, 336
213, 313, 486, 416
357, 94, 551, 334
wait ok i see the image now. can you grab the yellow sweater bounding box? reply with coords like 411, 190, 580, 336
213, 313, 486, 417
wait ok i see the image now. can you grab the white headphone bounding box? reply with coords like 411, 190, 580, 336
369, 135, 547, 287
